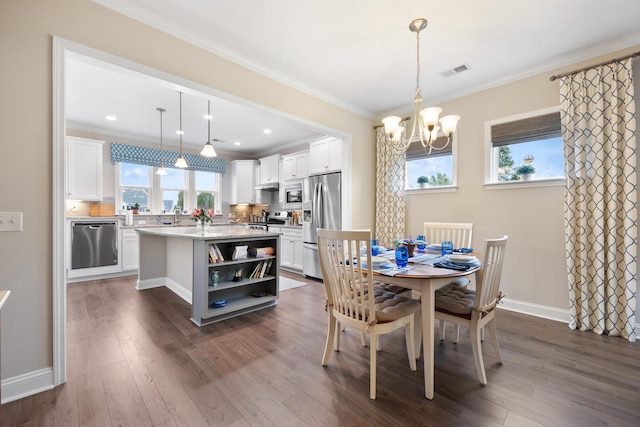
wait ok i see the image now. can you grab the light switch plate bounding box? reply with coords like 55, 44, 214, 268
0, 212, 23, 232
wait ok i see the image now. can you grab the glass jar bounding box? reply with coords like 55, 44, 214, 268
210, 270, 220, 287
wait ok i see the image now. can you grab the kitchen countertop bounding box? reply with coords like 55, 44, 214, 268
136, 226, 280, 240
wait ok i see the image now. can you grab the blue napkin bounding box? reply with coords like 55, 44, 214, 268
434, 261, 471, 271
453, 248, 473, 253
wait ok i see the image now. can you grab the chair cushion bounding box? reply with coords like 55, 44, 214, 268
362, 288, 420, 322
435, 282, 476, 317
374, 281, 411, 295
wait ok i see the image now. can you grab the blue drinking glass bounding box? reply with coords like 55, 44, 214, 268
417, 234, 426, 252
395, 245, 409, 268
441, 240, 454, 256
371, 238, 380, 256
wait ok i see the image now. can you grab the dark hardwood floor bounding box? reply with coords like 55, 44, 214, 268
3, 271, 640, 426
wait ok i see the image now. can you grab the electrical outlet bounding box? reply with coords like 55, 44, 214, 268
138, 220, 146, 225
0, 212, 23, 232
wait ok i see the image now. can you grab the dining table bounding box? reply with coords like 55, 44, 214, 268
364, 251, 481, 400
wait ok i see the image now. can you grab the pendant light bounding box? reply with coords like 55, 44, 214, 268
156, 107, 167, 175
200, 99, 217, 157
174, 91, 188, 169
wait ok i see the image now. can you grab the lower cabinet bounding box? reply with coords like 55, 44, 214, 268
272, 227, 303, 272
191, 234, 280, 326
121, 228, 139, 271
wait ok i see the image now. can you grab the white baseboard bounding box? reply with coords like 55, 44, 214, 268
499, 297, 640, 337
136, 277, 192, 304
1, 367, 54, 404
499, 297, 570, 323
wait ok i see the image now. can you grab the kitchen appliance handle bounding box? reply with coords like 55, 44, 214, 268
314, 181, 323, 229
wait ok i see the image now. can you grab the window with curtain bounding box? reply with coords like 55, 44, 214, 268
486, 108, 564, 183
116, 164, 222, 214
405, 135, 456, 189
112, 143, 224, 214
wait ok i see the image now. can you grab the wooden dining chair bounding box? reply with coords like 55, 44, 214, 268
423, 222, 475, 340
423, 221, 474, 250
434, 235, 508, 385
317, 228, 421, 399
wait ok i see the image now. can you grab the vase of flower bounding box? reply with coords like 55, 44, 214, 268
191, 207, 214, 234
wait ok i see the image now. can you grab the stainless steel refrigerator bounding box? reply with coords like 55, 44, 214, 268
302, 172, 341, 279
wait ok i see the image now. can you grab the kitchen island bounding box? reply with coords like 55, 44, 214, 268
136, 226, 281, 326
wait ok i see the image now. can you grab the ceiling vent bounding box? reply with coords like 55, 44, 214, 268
440, 63, 471, 78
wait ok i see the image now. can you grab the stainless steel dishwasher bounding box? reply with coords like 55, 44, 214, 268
71, 221, 118, 269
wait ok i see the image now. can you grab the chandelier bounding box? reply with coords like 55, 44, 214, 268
382, 18, 460, 154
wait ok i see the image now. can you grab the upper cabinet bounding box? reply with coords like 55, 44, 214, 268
282, 151, 308, 181
308, 137, 342, 175
259, 154, 280, 184
229, 160, 257, 204
66, 136, 104, 200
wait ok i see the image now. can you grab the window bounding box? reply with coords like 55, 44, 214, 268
406, 135, 456, 189
116, 164, 222, 214
486, 108, 564, 184
160, 168, 186, 213
119, 162, 150, 211
194, 170, 218, 210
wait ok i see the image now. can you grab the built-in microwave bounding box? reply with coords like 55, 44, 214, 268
284, 183, 303, 208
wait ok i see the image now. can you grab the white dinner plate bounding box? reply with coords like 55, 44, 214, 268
361, 256, 393, 268
447, 254, 477, 264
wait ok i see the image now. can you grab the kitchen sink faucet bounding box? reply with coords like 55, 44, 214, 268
174, 206, 182, 226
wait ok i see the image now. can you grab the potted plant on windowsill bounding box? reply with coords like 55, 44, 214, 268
516, 164, 536, 181
131, 203, 140, 214
417, 175, 429, 189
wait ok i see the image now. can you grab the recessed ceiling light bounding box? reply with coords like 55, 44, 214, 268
263, 129, 272, 134
234, 141, 241, 146
176, 130, 184, 135
204, 114, 213, 120
105, 115, 117, 121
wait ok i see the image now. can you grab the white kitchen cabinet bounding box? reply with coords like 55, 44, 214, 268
66, 136, 104, 200
254, 164, 262, 204
271, 226, 303, 272
308, 137, 342, 175
121, 228, 139, 271
229, 160, 257, 204
259, 154, 280, 184
282, 151, 308, 181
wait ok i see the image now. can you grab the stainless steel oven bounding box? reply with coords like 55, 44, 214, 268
284, 183, 303, 208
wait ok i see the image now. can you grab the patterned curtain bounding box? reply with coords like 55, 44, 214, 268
374, 127, 406, 247
559, 58, 637, 342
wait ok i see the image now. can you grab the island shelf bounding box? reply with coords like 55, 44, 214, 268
136, 226, 280, 326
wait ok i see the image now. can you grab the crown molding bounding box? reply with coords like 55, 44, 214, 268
92, 0, 375, 120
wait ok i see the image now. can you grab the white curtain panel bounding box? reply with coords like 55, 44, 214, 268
375, 127, 406, 247
560, 58, 637, 342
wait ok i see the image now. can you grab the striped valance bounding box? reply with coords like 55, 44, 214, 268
110, 143, 226, 174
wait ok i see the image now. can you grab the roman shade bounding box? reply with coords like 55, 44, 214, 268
110, 143, 226, 174
491, 112, 561, 147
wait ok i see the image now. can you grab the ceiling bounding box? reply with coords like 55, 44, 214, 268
68, 0, 640, 155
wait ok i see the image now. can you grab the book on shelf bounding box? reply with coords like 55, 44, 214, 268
247, 259, 273, 279
248, 246, 274, 258
209, 243, 225, 263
